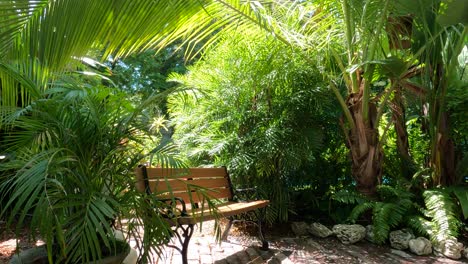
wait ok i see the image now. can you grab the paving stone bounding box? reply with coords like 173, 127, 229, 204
245, 247, 260, 260
259, 249, 275, 260
200, 254, 213, 264
235, 251, 251, 263
248, 256, 266, 264
390, 249, 413, 258
267, 258, 281, 264
226, 254, 241, 264
274, 252, 293, 263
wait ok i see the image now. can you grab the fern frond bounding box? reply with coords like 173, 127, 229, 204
423, 189, 461, 243
348, 202, 374, 223
331, 190, 368, 204
406, 215, 432, 237
372, 202, 402, 244
377, 185, 413, 201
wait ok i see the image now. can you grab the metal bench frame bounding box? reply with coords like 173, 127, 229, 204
135, 165, 269, 264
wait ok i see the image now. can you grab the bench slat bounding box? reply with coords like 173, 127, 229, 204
150, 178, 230, 192
144, 167, 228, 179
176, 200, 270, 225
158, 188, 232, 203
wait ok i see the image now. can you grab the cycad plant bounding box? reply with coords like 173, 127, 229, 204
0, 80, 183, 263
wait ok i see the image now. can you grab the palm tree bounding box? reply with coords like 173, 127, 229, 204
0, 0, 206, 108
0, 80, 188, 262
0, 0, 465, 196
162, 0, 467, 195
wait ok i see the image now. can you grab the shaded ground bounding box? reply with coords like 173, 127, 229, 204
1, 220, 467, 263
0, 221, 39, 264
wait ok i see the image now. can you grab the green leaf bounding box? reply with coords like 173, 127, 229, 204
452, 186, 468, 219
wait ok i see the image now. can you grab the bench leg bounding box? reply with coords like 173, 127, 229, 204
221, 217, 234, 241
258, 208, 269, 250
169, 224, 194, 264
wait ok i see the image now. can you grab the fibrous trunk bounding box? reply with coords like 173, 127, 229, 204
344, 92, 383, 196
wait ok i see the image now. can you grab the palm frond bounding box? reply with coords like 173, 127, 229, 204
0, 0, 49, 56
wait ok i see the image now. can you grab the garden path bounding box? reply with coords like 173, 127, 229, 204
1, 220, 467, 263
132, 220, 468, 264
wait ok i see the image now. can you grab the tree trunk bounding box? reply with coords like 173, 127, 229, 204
432, 112, 457, 185
391, 88, 415, 180
429, 64, 457, 186
344, 92, 383, 196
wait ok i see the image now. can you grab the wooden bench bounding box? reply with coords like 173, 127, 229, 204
135, 165, 269, 264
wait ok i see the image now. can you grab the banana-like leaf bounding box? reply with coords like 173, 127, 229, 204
452, 186, 468, 219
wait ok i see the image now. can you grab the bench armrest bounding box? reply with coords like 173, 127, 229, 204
158, 197, 189, 217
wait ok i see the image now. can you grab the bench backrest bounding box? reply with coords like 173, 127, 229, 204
135, 165, 234, 204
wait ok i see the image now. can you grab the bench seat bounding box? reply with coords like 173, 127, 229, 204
177, 200, 270, 225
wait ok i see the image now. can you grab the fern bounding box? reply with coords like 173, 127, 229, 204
378, 185, 414, 201
423, 189, 461, 244
335, 185, 418, 244
372, 202, 403, 243
406, 215, 432, 237
331, 190, 368, 204
348, 202, 374, 223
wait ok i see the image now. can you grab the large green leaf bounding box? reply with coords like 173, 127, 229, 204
452, 187, 468, 219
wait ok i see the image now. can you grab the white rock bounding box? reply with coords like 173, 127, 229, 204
408, 237, 432, 255
291, 222, 309, 236
332, 224, 366, 244
365, 225, 376, 243
307, 222, 333, 238
434, 238, 464, 260
389, 230, 415, 250
463, 247, 468, 259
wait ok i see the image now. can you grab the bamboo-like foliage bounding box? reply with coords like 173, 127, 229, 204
167, 28, 332, 222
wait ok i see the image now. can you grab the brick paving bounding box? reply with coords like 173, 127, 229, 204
125, 220, 468, 264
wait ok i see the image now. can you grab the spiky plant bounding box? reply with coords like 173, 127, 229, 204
333, 185, 467, 245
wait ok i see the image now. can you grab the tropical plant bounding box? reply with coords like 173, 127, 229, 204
0, 80, 184, 263
157, 0, 467, 197
332, 185, 418, 244
167, 30, 333, 223
333, 185, 467, 245
0, 0, 207, 109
